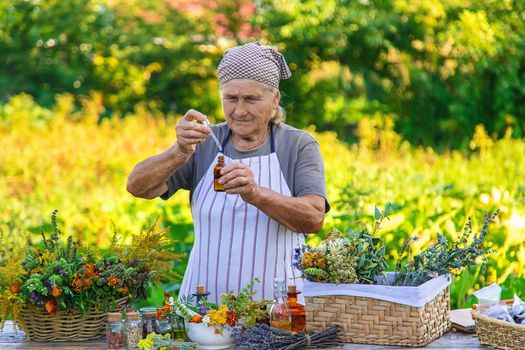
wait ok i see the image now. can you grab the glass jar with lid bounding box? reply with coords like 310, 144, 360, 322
141, 311, 158, 338
106, 312, 125, 350
124, 311, 143, 350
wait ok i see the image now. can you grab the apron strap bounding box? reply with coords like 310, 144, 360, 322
221, 123, 275, 153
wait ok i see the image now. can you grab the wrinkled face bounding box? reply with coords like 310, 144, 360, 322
220, 79, 280, 139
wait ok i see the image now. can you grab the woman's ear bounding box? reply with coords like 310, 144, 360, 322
273, 90, 281, 108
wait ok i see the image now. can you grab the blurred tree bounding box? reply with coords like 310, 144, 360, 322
0, 0, 221, 116
1, 0, 525, 147
255, 0, 525, 147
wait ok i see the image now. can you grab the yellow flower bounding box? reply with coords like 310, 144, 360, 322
301, 251, 327, 269
206, 305, 229, 326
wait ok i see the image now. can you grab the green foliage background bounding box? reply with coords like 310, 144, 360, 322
2, 0, 525, 147
1, 0, 525, 308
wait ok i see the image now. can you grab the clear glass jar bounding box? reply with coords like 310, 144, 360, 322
269, 277, 292, 331
155, 316, 172, 336
141, 311, 158, 338
124, 312, 143, 350
170, 314, 189, 341
106, 312, 125, 350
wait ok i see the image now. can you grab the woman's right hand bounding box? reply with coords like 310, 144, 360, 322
175, 109, 211, 157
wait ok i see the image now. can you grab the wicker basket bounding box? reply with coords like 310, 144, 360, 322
471, 300, 525, 350
305, 286, 450, 347
19, 296, 128, 341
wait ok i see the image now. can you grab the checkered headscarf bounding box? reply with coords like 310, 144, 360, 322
218, 42, 292, 88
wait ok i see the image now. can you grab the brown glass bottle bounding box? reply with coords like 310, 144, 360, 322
214, 156, 225, 191
287, 285, 306, 332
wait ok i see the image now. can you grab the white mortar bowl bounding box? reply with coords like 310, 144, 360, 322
185, 321, 234, 350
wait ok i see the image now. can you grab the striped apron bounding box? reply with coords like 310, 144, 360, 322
178, 126, 304, 303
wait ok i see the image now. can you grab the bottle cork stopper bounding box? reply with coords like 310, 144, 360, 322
126, 312, 140, 321
196, 285, 206, 294
288, 285, 297, 294
107, 312, 122, 322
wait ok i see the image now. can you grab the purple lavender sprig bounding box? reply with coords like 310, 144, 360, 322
293, 245, 310, 274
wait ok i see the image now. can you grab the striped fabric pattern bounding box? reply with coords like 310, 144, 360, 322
180, 152, 304, 304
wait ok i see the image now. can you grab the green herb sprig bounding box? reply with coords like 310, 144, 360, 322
394, 210, 498, 286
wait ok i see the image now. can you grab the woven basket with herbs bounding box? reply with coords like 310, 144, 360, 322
20, 296, 128, 341
0, 210, 183, 341
471, 300, 525, 350
297, 208, 497, 347
306, 287, 450, 347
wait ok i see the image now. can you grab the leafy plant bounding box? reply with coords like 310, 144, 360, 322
221, 279, 271, 327
173, 279, 270, 332
394, 211, 498, 286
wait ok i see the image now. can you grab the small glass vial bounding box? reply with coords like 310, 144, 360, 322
141, 311, 157, 338
287, 285, 306, 332
124, 311, 143, 350
106, 312, 125, 350
192, 285, 211, 316
214, 156, 225, 192
269, 278, 292, 331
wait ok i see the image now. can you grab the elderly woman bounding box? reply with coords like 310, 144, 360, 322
127, 42, 329, 303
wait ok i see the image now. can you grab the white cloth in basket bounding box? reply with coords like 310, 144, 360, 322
303, 273, 451, 308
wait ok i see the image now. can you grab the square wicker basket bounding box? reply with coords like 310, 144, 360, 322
471, 300, 525, 350
304, 275, 451, 347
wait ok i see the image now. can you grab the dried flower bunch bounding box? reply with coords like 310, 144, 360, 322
294, 206, 497, 287
393, 210, 499, 286
0, 210, 183, 332
293, 207, 388, 284
233, 323, 343, 350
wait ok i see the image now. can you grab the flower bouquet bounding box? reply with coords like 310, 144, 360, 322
0, 210, 183, 341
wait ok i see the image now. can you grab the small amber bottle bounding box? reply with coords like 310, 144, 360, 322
287, 285, 306, 332
214, 156, 225, 192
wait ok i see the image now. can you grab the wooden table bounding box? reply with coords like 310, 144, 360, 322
0, 321, 486, 349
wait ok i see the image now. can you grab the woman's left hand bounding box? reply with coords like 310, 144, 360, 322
219, 163, 260, 202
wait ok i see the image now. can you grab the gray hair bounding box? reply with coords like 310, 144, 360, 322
265, 85, 286, 124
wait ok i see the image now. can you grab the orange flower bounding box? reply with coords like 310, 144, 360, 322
226, 310, 238, 327
83, 263, 101, 278
33, 248, 42, 256
108, 277, 121, 286
119, 286, 129, 295
51, 287, 61, 297
156, 307, 164, 321
71, 273, 87, 292
44, 300, 58, 314
9, 282, 21, 294
190, 314, 203, 323
162, 301, 173, 313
